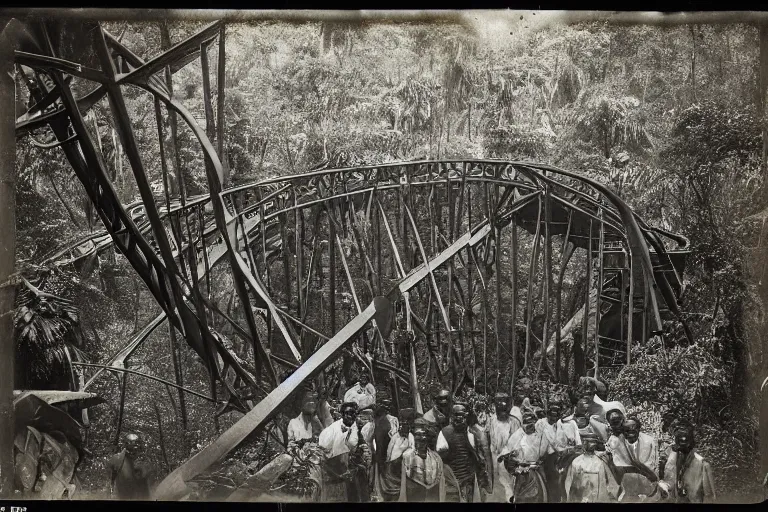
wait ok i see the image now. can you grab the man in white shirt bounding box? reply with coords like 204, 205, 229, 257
612, 416, 660, 502
499, 411, 550, 503
344, 372, 376, 411
539, 402, 582, 502
317, 401, 361, 501
376, 408, 415, 501
485, 392, 521, 502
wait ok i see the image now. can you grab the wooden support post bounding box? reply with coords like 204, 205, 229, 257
627, 243, 634, 365
510, 215, 518, 395
581, 220, 593, 378
524, 195, 542, 370
494, 225, 502, 391
200, 41, 216, 179
595, 206, 605, 381
555, 211, 573, 383
0, 29, 16, 496
295, 191, 304, 322
217, 24, 228, 186
329, 203, 337, 335
536, 186, 553, 381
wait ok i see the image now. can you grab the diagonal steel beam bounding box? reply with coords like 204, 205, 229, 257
153, 297, 390, 501
116, 21, 221, 85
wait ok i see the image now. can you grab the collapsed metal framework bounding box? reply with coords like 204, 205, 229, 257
12, 18, 692, 499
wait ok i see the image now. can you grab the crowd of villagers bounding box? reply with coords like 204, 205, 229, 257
268, 371, 717, 503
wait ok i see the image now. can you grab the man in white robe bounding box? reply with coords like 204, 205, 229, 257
344, 372, 376, 411
499, 411, 551, 502
540, 402, 583, 502
485, 392, 521, 502
612, 416, 660, 502
317, 401, 361, 501
564, 432, 620, 502
658, 423, 716, 503
399, 418, 445, 501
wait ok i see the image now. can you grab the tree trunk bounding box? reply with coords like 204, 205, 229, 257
0, 22, 16, 497
760, 21, 768, 174
690, 25, 697, 104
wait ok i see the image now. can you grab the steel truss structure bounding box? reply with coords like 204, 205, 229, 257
8, 18, 691, 499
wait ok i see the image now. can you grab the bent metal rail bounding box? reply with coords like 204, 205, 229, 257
9, 17, 692, 499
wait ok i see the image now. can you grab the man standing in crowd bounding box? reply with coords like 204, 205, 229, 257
564, 432, 620, 502
612, 416, 660, 502
659, 423, 716, 503
399, 418, 445, 501
423, 389, 451, 450
344, 372, 376, 411
436, 403, 490, 502
317, 402, 361, 501
376, 408, 415, 501
485, 392, 521, 501
541, 401, 582, 502
500, 411, 551, 502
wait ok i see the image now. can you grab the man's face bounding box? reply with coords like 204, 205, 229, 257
623, 419, 640, 444
608, 411, 624, 430
475, 408, 488, 426
414, 428, 429, 452
495, 398, 510, 418
359, 374, 369, 386
675, 431, 694, 454
522, 417, 537, 435
547, 406, 561, 425
125, 435, 141, 458
575, 399, 590, 416
583, 438, 597, 454
435, 393, 450, 414
575, 414, 589, 430
453, 408, 467, 430
342, 406, 357, 427
399, 421, 411, 437
302, 398, 317, 415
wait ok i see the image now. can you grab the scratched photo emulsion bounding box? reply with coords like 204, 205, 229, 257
0, 9, 767, 504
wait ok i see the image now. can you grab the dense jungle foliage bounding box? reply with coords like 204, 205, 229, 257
11, 16, 768, 500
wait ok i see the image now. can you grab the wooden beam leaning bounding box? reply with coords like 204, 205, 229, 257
152, 297, 389, 501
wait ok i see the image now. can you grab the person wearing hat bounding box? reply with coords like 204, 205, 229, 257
317, 401, 361, 501
498, 410, 550, 502
108, 432, 151, 500
485, 392, 521, 502
423, 389, 451, 450
435, 403, 490, 502
564, 431, 620, 502
376, 408, 416, 501
658, 423, 715, 503
399, 418, 446, 501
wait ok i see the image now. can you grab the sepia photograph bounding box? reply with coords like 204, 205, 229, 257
0, 8, 767, 504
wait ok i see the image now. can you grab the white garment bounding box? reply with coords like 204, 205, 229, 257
343, 382, 376, 409
287, 414, 315, 445
500, 428, 550, 463
387, 433, 415, 462
540, 419, 582, 454
318, 419, 359, 459
510, 406, 523, 425
487, 414, 520, 459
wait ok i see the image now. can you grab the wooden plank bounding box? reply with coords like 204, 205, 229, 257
152, 299, 386, 501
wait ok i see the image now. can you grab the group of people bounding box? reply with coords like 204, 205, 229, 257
283, 374, 718, 503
